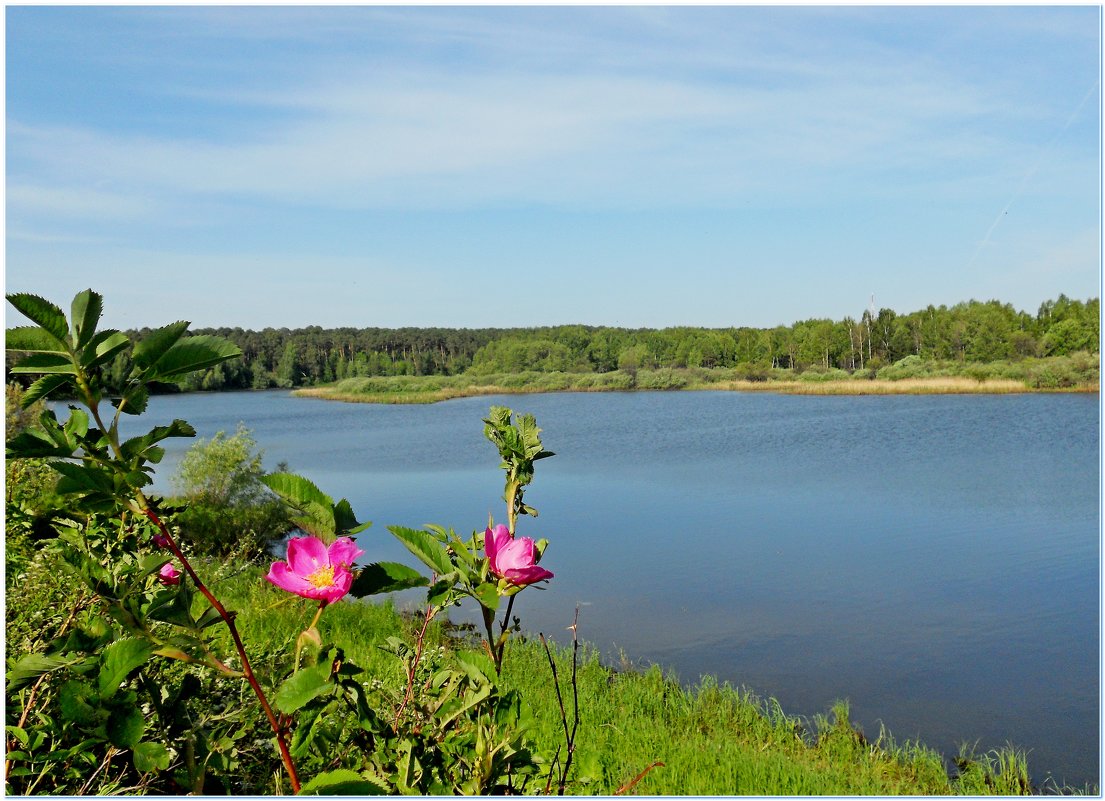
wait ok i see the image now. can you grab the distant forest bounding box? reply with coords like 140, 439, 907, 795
13, 295, 1097, 393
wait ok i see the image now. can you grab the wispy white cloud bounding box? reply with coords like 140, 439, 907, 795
8, 55, 1016, 220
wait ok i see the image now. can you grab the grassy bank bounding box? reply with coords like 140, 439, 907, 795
207, 564, 1065, 794
294, 353, 1099, 404
7, 548, 1088, 795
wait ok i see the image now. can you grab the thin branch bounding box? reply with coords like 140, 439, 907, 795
540, 605, 582, 795
614, 761, 665, 795
143, 507, 301, 793
394, 603, 437, 728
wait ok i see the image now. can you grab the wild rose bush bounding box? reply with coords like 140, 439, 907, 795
5, 289, 566, 795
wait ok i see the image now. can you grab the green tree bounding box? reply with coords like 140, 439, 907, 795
275, 342, 300, 387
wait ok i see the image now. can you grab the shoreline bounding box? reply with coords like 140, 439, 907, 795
294, 375, 1099, 405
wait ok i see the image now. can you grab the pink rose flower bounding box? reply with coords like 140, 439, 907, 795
266, 535, 365, 605
158, 562, 181, 585
485, 524, 553, 587
151, 531, 171, 549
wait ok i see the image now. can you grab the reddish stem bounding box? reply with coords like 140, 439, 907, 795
143, 508, 300, 793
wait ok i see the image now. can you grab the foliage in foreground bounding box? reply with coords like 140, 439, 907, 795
5, 289, 568, 795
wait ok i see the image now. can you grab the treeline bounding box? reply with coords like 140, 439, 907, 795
5, 295, 1098, 393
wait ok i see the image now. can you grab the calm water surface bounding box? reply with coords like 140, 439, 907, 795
131, 389, 1100, 787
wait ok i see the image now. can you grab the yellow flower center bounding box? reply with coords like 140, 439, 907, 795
306, 565, 336, 589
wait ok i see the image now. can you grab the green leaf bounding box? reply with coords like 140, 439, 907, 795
7, 293, 69, 346
473, 582, 500, 612
298, 769, 387, 795
63, 407, 89, 440
454, 649, 496, 683
59, 680, 105, 726
332, 498, 366, 535
7, 653, 90, 692
274, 667, 333, 714
147, 335, 242, 380
112, 384, 149, 416
261, 471, 334, 509
4, 326, 67, 354
69, 289, 103, 350
6, 428, 73, 460
98, 638, 154, 698
8, 352, 78, 375
106, 702, 145, 748
21, 374, 73, 407
119, 419, 196, 462
387, 526, 453, 577
348, 562, 429, 597
80, 330, 130, 369
133, 741, 170, 773
131, 320, 190, 370
49, 462, 114, 495
260, 472, 338, 538
195, 605, 226, 630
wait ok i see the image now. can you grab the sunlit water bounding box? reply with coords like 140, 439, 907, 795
121, 389, 1099, 787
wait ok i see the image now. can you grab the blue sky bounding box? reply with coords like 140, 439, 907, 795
6, 6, 1101, 331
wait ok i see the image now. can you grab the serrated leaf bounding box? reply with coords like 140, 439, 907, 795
59, 680, 105, 726
260, 472, 334, 509
7, 293, 69, 346
113, 384, 149, 416
332, 498, 365, 535
133, 741, 170, 773
147, 335, 241, 380
119, 420, 196, 462
298, 768, 387, 795
131, 320, 189, 370
49, 462, 114, 495
4, 326, 67, 354
274, 667, 332, 714
70, 289, 103, 350
81, 330, 130, 369
388, 526, 453, 577
261, 472, 339, 539
7, 653, 89, 692
21, 374, 72, 407
289, 702, 326, 757
98, 638, 154, 698
348, 562, 429, 597
8, 352, 78, 375
5, 428, 73, 459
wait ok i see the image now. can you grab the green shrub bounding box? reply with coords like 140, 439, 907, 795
169, 425, 290, 558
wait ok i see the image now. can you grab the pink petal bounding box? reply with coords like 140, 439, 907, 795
328, 537, 364, 569
484, 525, 511, 573
497, 537, 536, 573
158, 562, 181, 585
286, 536, 329, 577
266, 561, 314, 595
503, 565, 554, 586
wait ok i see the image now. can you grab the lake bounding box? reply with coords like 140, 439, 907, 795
126, 388, 1099, 788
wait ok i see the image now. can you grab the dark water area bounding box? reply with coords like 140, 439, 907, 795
125, 389, 1100, 788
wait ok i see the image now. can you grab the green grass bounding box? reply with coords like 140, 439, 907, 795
7, 547, 1079, 795
295, 354, 1099, 404
203, 564, 1056, 795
